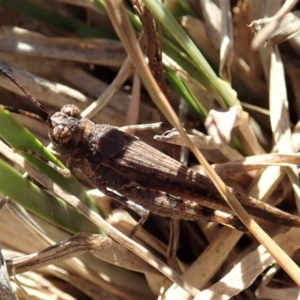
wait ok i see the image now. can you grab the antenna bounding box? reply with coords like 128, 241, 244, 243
0, 105, 48, 124
0, 64, 52, 126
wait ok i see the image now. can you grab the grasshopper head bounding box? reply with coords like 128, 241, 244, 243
0, 66, 88, 156
49, 104, 86, 155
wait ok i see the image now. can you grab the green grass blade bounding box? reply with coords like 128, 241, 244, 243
0, 159, 101, 234
142, 0, 240, 107
165, 69, 206, 119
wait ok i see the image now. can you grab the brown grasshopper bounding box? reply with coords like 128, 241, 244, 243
1, 65, 300, 234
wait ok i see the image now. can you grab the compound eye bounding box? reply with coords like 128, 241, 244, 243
61, 104, 81, 118
53, 125, 72, 143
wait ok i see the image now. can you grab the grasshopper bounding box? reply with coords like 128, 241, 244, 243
1, 65, 300, 234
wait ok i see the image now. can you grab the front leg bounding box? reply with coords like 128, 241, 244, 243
14, 148, 71, 177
